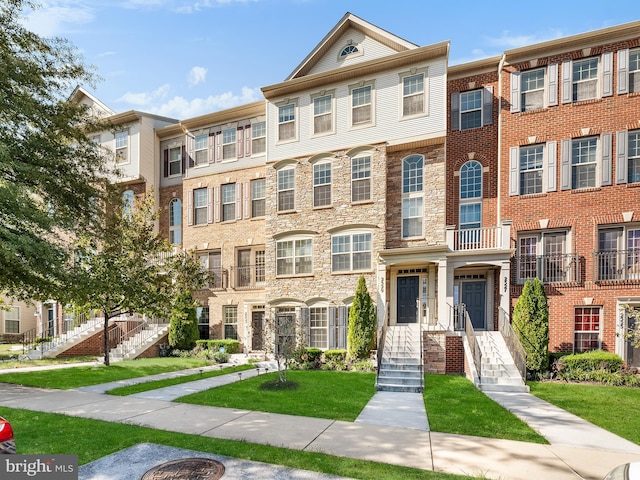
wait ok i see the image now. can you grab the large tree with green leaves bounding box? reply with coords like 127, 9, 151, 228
0, 0, 110, 301
347, 276, 377, 361
512, 277, 549, 376
71, 187, 207, 365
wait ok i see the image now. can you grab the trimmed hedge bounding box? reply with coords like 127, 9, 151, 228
324, 350, 347, 362
557, 350, 623, 373
195, 339, 240, 354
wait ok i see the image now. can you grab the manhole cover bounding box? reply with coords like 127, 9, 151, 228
141, 458, 225, 480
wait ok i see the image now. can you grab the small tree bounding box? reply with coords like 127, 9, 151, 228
262, 311, 303, 384
512, 277, 549, 376
348, 276, 376, 361
168, 291, 200, 351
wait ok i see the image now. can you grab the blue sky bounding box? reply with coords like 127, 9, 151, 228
21, 0, 640, 119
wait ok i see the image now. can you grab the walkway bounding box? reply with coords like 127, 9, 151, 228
1, 364, 640, 480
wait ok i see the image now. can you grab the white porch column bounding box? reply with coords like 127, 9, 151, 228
376, 263, 387, 328
438, 259, 452, 330
499, 258, 511, 315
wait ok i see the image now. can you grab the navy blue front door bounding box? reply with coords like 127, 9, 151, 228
462, 281, 486, 330
397, 276, 419, 323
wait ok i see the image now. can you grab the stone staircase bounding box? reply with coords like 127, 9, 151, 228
376, 324, 423, 393
109, 322, 169, 362
476, 331, 529, 393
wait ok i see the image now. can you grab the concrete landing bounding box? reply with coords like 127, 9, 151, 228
355, 391, 429, 430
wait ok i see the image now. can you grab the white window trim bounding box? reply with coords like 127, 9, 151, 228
221, 183, 236, 222
250, 178, 266, 218
168, 198, 182, 245
401, 155, 425, 239
509, 142, 558, 196
574, 306, 602, 353
193, 133, 209, 166
350, 154, 372, 203
114, 130, 129, 165
276, 99, 298, 144
399, 67, 429, 120
516, 230, 571, 283
275, 235, 313, 277
510, 64, 559, 113
251, 120, 266, 155
312, 159, 332, 208
310, 90, 335, 137
168, 145, 182, 178
331, 229, 373, 273
276, 165, 296, 213
562, 53, 613, 104
348, 80, 375, 129
222, 128, 237, 161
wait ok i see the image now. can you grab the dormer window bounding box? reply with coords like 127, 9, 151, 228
340, 45, 359, 57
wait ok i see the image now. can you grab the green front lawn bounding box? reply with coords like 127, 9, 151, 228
177, 370, 377, 422
0, 357, 211, 389
4, 407, 480, 479
529, 381, 640, 445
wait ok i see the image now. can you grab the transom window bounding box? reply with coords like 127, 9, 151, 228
168, 147, 182, 176
572, 57, 598, 101
313, 162, 331, 207
351, 85, 372, 125
194, 134, 208, 165
630, 49, 640, 93
520, 145, 543, 195
402, 73, 425, 116
331, 232, 372, 272
193, 187, 208, 225
571, 137, 597, 189
115, 131, 128, 164
313, 95, 332, 135
351, 155, 371, 202
521, 69, 545, 111
460, 90, 482, 130
222, 129, 236, 160
309, 307, 328, 349
340, 45, 359, 57
168, 198, 182, 245
252, 121, 266, 154
276, 238, 312, 276
277, 167, 295, 212
629, 130, 640, 184
221, 183, 236, 221
251, 178, 265, 217
574, 307, 600, 353
402, 155, 424, 238
224, 305, 238, 340
278, 103, 296, 141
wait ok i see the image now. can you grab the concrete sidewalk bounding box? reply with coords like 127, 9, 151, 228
2, 380, 640, 480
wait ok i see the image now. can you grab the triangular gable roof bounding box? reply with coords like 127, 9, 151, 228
69, 86, 117, 118
286, 12, 419, 81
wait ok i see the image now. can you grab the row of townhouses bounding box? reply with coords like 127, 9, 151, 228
4, 13, 640, 381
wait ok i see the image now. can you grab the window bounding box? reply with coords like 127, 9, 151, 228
277, 167, 295, 212
221, 183, 236, 221
574, 307, 600, 353
193, 187, 208, 225
313, 94, 332, 135
222, 129, 236, 160
168, 147, 182, 176
115, 131, 128, 164
459, 161, 482, 231
572, 57, 598, 102
597, 227, 640, 281
4, 307, 19, 334
340, 45, 359, 57
194, 134, 208, 166
401, 155, 424, 238
402, 73, 424, 116
236, 248, 265, 288
309, 307, 328, 349
331, 232, 372, 272
255, 250, 265, 283
278, 103, 296, 141
521, 69, 545, 111
122, 190, 134, 217
630, 49, 640, 93
252, 121, 266, 154
251, 178, 265, 217
196, 306, 210, 339
628, 130, 640, 184
169, 198, 182, 245
519, 145, 543, 195
351, 85, 372, 126
351, 155, 371, 202
313, 161, 331, 207
571, 137, 597, 189
517, 231, 569, 283
199, 250, 222, 289
451, 87, 493, 131
224, 305, 238, 340
276, 238, 312, 276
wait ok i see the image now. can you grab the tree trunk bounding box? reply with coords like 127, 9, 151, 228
103, 310, 110, 366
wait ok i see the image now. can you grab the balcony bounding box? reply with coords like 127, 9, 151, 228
512, 253, 583, 284
230, 264, 265, 290
447, 222, 511, 251
205, 267, 226, 290
593, 250, 640, 282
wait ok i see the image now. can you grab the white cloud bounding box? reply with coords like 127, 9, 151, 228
22, 1, 94, 37
117, 84, 171, 108
188, 66, 207, 87
483, 29, 564, 50
146, 86, 262, 118
175, 0, 261, 14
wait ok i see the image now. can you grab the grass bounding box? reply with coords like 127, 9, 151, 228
0, 343, 25, 361
0, 354, 98, 366
107, 364, 255, 395
177, 370, 377, 422
530, 381, 640, 445
423, 375, 548, 444
4, 407, 481, 479
0, 357, 212, 389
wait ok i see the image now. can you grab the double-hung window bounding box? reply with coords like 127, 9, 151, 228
251, 121, 266, 154
331, 232, 372, 272
277, 167, 295, 212
4, 307, 19, 334
194, 134, 208, 165
574, 307, 600, 353
309, 307, 328, 349
221, 183, 236, 221
351, 155, 371, 202
278, 103, 296, 141
276, 238, 312, 276
402, 73, 425, 117
631, 49, 640, 93
571, 137, 597, 189
560, 134, 611, 190
251, 178, 265, 217
222, 129, 236, 160
313, 161, 331, 207
451, 87, 493, 130
168, 146, 182, 176
401, 155, 424, 238
115, 131, 128, 164
519, 145, 544, 195
629, 131, 640, 184
224, 306, 238, 340
521, 69, 545, 111
562, 54, 613, 103
351, 84, 372, 126
168, 198, 182, 245
510, 64, 558, 112
193, 187, 208, 225
312, 94, 332, 135
459, 161, 482, 237
572, 57, 599, 102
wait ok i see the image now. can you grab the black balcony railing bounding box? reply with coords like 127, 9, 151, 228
512, 253, 582, 284
593, 250, 640, 282
231, 265, 265, 290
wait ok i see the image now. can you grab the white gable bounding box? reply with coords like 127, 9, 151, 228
306, 27, 402, 76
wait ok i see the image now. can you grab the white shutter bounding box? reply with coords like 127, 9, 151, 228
244, 124, 252, 157
602, 52, 613, 98
561, 60, 573, 104
482, 86, 493, 125
601, 133, 612, 186
207, 187, 214, 224
208, 130, 215, 164
235, 182, 242, 220
546, 141, 557, 192
213, 186, 220, 223
617, 49, 629, 95
243, 181, 250, 219
510, 71, 521, 113
509, 146, 519, 196
616, 130, 628, 184
547, 63, 558, 106
451, 93, 460, 131
187, 190, 193, 226
560, 139, 571, 190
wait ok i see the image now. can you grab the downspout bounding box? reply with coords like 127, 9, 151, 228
496, 53, 506, 225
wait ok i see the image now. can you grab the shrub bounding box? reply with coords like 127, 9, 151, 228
195, 339, 240, 354
350, 360, 376, 372
348, 276, 376, 360
558, 350, 623, 373
324, 349, 347, 363
212, 351, 230, 363
168, 292, 200, 350
512, 277, 549, 375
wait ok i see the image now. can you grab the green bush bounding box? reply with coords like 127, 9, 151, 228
558, 350, 623, 373
350, 360, 375, 372
195, 339, 240, 354
168, 292, 200, 350
212, 351, 230, 363
324, 349, 347, 362
34, 337, 52, 345
512, 277, 549, 375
